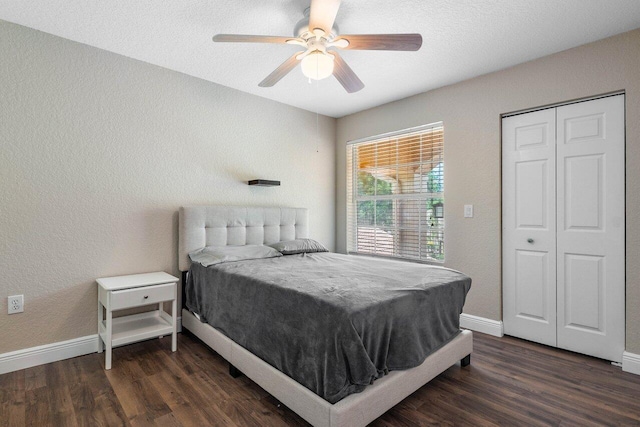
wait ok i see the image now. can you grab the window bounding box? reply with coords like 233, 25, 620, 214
346, 123, 444, 262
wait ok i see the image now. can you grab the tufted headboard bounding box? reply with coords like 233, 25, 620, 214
178, 205, 309, 271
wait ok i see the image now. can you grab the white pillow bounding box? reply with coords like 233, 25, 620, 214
268, 238, 329, 255
189, 245, 282, 267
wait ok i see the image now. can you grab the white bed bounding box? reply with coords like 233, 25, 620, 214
179, 205, 472, 427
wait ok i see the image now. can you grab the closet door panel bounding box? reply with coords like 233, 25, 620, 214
564, 155, 603, 230
563, 253, 604, 331
556, 95, 625, 362
502, 109, 557, 346
515, 250, 550, 321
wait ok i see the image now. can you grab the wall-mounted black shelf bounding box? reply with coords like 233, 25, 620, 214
248, 179, 280, 187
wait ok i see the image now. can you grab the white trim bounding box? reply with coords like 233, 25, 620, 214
460, 313, 504, 337
0, 335, 98, 375
0, 315, 182, 375
346, 121, 443, 145
622, 351, 640, 375
501, 91, 625, 118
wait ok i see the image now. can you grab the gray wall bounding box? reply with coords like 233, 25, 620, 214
0, 20, 336, 354
336, 28, 640, 353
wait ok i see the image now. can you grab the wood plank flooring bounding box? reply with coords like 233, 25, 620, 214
2, 331, 640, 426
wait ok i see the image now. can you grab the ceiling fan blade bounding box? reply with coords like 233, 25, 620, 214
309, 0, 341, 34
336, 34, 423, 51
331, 51, 364, 93
213, 34, 293, 44
258, 53, 301, 87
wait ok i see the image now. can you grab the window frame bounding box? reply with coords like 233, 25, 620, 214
346, 122, 445, 264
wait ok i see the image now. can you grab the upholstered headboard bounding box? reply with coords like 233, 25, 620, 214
178, 206, 309, 271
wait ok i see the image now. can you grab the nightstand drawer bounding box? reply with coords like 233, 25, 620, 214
110, 283, 174, 310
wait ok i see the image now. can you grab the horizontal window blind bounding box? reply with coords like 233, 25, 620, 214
347, 124, 444, 262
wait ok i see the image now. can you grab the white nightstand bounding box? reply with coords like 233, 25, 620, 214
97, 271, 179, 370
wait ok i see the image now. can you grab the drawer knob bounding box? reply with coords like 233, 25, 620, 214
144, 295, 149, 299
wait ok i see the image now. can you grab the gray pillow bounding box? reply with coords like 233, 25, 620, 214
189, 245, 282, 267
269, 238, 329, 255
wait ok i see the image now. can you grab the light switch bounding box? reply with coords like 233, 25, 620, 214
464, 205, 474, 218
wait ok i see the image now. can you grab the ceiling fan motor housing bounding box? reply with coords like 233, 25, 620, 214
294, 7, 338, 40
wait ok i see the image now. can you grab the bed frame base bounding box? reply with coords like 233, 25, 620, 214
461, 354, 471, 367
229, 363, 242, 378
182, 308, 472, 427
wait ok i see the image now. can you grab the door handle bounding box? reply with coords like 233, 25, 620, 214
527, 238, 534, 244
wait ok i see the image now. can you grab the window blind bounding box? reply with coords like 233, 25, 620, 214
347, 123, 444, 262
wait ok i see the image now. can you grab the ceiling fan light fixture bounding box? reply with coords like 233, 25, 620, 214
301, 51, 334, 80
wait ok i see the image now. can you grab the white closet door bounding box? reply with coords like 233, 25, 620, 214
556, 95, 625, 362
502, 109, 557, 346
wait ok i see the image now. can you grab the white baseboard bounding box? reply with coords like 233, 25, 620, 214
460, 313, 504, 337
622, 351, 640, 375
0, 315, 183, 375
0, 335, 98, 375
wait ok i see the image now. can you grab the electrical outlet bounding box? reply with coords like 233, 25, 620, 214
8, 295, 24, 314
464, 204, 474, 218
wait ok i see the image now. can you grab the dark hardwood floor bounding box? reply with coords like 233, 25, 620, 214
2, 331, 640, 426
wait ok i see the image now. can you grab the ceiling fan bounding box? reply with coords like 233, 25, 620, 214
212, 0, 422, 93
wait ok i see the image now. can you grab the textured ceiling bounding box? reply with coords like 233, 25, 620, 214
2, 0, 640, 118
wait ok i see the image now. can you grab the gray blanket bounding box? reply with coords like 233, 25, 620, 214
186, 252, 471, 403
